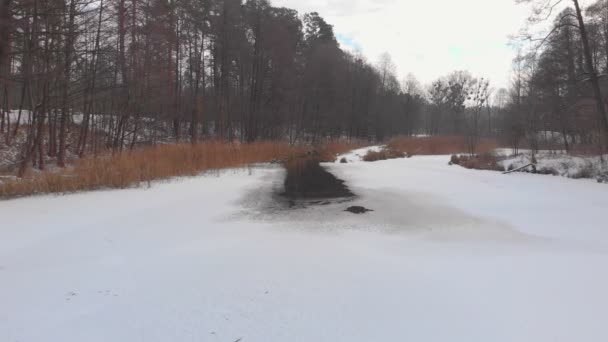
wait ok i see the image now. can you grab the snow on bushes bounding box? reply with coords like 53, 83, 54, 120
362, 147, 406, 162
499, 152, 608, 181
449, 153, 502, 171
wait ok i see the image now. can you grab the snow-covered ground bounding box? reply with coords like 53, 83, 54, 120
335, 145, 384, 163
3, 109, 31, 124
1, 152, 608, 342
497, 150, 608, 180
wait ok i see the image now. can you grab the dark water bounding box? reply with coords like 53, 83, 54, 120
282, 157, 354, 200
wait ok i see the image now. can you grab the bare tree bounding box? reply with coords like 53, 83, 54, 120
1, 0, 436, 177
518, 0, 608, 149
466, 78, 491, 155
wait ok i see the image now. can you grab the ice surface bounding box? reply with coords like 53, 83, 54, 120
1, 154, 608, 342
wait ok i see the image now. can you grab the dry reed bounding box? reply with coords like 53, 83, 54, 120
0, 142, 298, 199
362, 148, 406, 162
387, 136, 500, 156
316, 140, 367, 162
0, 140, 364, 199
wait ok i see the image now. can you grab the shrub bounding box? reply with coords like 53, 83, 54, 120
537, 167, 559, 176
363, 151, 385, 162
363, 147, 406, 162
569, 162, 595, 179
450, 155, 461, 165
456, 153, 502, 171
387, 136, 500, 156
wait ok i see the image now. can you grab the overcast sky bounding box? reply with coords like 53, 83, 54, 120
272, 0, 539, 89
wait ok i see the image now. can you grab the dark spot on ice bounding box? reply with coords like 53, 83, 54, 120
309, 200, 332, 205
282, 157, 354, 202
345, 206, 373, 214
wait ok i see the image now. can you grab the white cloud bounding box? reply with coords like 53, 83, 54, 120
272, 0, 535, 88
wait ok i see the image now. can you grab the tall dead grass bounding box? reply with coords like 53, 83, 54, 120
316, 140, 367, 162
0, 142, 299, 199
0, 140, 365, 199
362, 147, 406, 162
387, 136, 500, 156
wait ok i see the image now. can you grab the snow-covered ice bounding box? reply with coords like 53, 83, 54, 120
1, 154, 608, 342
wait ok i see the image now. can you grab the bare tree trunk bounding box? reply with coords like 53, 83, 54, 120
78, 0, 104, 158
190, 27, 204, 144
58, 0, 76, 167
0, 90, 3, 138
0, 0, 10, 143
573, 0, 608, 147
17, 0, 38, 178
0, 0, 10, 73
11, 82, 25, 139
172, 0, 181, 142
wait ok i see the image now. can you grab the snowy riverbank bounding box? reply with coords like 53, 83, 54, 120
1, 154, 607, 342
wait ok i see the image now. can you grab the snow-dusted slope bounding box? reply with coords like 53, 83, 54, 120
1, 156, 607, 342
498, 150, 608, 179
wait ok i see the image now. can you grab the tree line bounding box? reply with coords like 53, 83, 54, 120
1, 0, 608, 177
0, 0, 429, 176
499, 0, 608, 154
421, 0, 608, 156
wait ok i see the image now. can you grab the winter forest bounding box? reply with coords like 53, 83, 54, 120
2, 1, 608, 341
1, 0, 607, 178
0, 0, 425, 174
